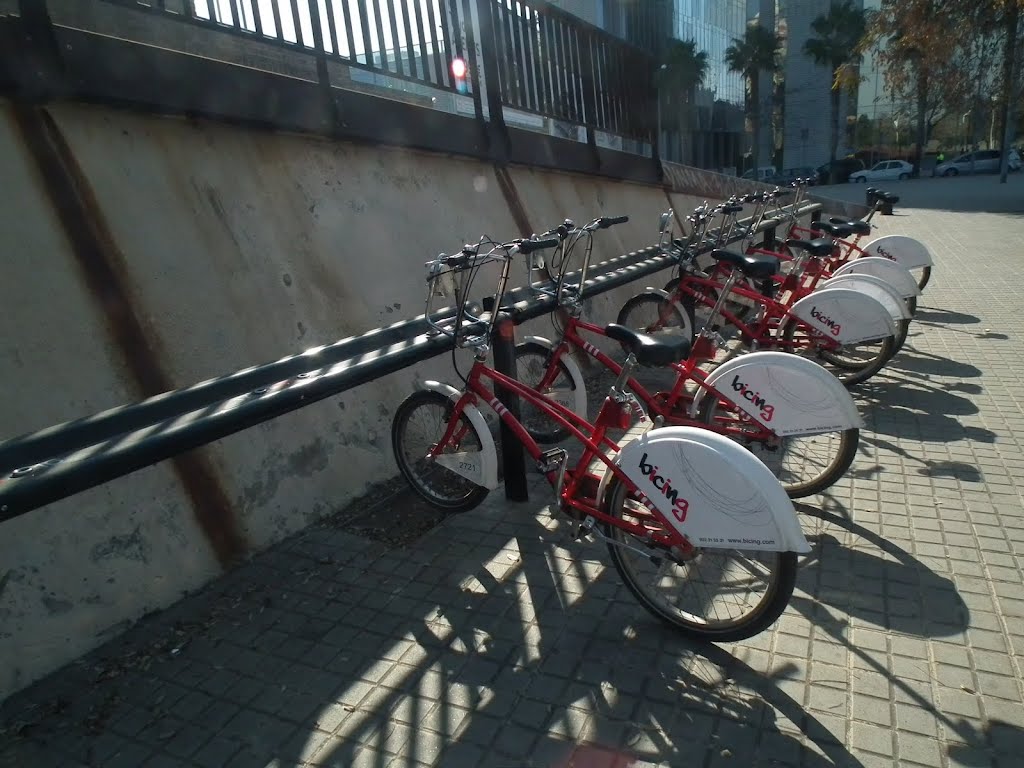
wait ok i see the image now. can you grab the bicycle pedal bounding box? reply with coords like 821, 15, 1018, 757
570, 516, 596, 540
536, 448, 568, 473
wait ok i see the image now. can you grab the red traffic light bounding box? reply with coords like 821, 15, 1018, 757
451, 58, 467, 79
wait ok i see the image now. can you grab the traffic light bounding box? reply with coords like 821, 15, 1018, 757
451, 57, 468, 94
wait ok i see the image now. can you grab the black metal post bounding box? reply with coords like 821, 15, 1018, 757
474, 0, 510, 163
761, 224, 776, 249
811, 209, 821, 225
578, 29, 600, 171
305, 0, 341, 135
490, 312, 528, 502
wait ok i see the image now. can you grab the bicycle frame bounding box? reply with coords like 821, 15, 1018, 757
535, 316, 781, 442
429, 357, 694, 554
673, 271, 840, 353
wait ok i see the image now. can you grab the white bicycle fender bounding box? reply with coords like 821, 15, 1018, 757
520, 335, 589, 418
419, 381, 499, 490
819, 274, 911, 322
695, 350, 864, 436
831, 257, 921, 299
788, 287, 897, 345
610, 427, 810, 553
637, 288, 675, 302
861, 234, 934, 271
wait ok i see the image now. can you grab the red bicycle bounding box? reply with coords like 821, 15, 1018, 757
618, 204, 899, 387
514, 214, 864, 498
391, 233, 810, 641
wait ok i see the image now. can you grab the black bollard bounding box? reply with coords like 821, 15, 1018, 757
490, 312, 528, 502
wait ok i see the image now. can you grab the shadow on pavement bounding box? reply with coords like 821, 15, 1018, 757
882, 350, 984, 380
857, 376, 980, 417
0, 487, 869, 768
911, 307, 981, 326
794, 499, 969, 639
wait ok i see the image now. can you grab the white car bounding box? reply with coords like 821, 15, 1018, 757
848, 160, 914, 182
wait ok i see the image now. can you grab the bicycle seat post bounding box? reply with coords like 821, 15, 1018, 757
610, 353, 638, 402
700, 271, 738, 341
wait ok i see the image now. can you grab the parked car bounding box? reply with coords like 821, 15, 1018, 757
848, 160, 914, 183
815, 158, 865, 184
768, 166, 817, 186
934, 149, 1021, 176
740, 166, 779, 183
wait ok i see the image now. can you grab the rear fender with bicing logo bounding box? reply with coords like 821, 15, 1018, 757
519, 335, 589, 418
861, 235, 934, 271
830, 257, 921, 299
818, 274, 911, 325
787, 287, 897, 345
418, 381, 499, 490
690, 350, 864, 436
599, 427, 811, 553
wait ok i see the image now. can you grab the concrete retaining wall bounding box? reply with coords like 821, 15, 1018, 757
0, 100, 763, 701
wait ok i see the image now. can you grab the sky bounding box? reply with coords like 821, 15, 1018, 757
194, 0, 451, 60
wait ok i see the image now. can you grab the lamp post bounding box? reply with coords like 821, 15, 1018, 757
657, 64, 666, 161
961, 110, 971, 153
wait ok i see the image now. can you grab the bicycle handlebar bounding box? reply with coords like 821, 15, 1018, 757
519, 236, 561, 254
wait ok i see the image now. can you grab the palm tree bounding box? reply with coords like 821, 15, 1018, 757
803, 1, 868, 167
655, 39, 709, 165
725, 24, 783, 174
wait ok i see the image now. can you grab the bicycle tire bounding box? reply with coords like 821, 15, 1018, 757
514, 341, 580, 445
391, 389, 490, 513
916, 266, 931, 291
616, 291, 695, 346
666, 273, 757, 328
697, 396, 860, 498
779, 318, 895, 388
601, 477, 798, 642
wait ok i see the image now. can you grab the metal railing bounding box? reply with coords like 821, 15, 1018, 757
484, 0, 653, 142
100, 0, 475, 95
95, 0, 657, 145
0, 201, 821, 522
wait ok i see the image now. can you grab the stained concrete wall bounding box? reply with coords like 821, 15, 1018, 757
0, 99, 760, 702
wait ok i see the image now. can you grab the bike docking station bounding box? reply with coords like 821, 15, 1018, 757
0, 200, 822, 522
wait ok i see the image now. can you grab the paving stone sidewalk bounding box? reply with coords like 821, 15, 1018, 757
3, 177, 1024, 767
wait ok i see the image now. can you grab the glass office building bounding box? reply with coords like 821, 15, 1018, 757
556, 0, 748, 170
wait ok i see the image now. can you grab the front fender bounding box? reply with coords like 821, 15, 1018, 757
861, 234, 934, 271
788, 287, 897, 345
609, 427, 810, 553
419, 381, 499, 490
694, 350, 864, 435
640, 288, 674, 301
831, 256, 921, 299
819, 274, 912, 322
519, 335, 589, 418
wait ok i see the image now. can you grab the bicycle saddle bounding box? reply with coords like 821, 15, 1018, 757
810, 221, 856, 239
828, 217, 871, 236
783, 237, 835, 258
710, 249, 780, 279
604, 324, 691, 367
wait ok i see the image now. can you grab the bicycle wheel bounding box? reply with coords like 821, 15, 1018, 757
667, 272, 758, 330
698, 396, 859, 498
616, 291, 695, 344
779, 318, 895, 387
514, 341, 579, 445
892, 317, 911, 354
391, 389, 490, 513
602, 478, 798, 642
915, 266, 931, 291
